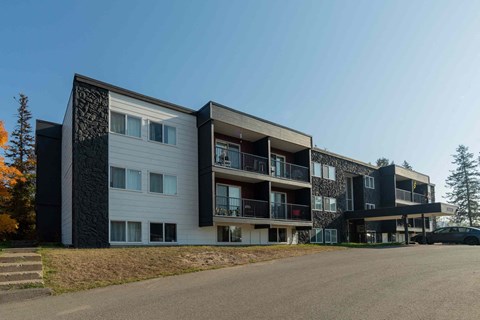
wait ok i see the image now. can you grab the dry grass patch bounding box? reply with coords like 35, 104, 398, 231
41, 245, 343, 294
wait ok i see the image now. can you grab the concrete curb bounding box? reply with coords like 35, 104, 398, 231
0, 288, 52, 304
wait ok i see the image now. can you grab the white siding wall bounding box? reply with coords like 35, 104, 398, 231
61, 94, 73, 245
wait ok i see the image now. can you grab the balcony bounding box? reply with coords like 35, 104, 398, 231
215, 196, 311, 222
215, 146, 268, 175
396, 188, 428, 204
215, 196, 269, 219
271, 202, 311, 221
271, 160, 309, 182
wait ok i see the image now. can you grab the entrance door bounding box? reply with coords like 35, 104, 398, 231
270, 192, 287, 219
271, 154, 286, 178
216, 184, 241, 216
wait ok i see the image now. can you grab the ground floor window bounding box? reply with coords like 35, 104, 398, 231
311, 228, 323, 243
268, 228, 287, 242
150, 223, 177, 242
217, 226, 242, 243
311, 228, 338, 244
110, 220, 142, 242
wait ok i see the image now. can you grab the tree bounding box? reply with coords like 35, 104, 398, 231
0, 214, 18, 240
5, 94, 36, 238
445, 145, 480, 226
376, 158, 391, 167
402, 161, 413, 170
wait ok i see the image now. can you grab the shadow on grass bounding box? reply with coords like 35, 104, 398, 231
314, 242, 408, 249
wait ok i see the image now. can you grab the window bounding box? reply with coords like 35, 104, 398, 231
269, 228, 287, 243
217, 226, 242, 243
365, 203, 376, 210
325, 229, 338, 244
110, 221, 142, 242
311, 228, 323, 243
149, 173, 177, 195
149, 223, 177, 242
313, 196, 323, 210
149, 121, 176, 145
324, 197, 337, 212
365, 176, 375, 189
110, 167, 142, 191
110, 112, 141, 138
322, 165, 336, 181
312, 162, 322, 177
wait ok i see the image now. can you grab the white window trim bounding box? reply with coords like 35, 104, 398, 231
109, 220, 143, 244
311, 228, 324, 244
365, 203, 376, 210
216, 225, 243, 243
325, 229, 338, 244
324, 197, 337, 212
312, 161, 322, 177
313, 195, 323, 211
109, 111, 143, 139
148, 171, 178, 196
147, 120, 178, 146
365, 176, 375, 189
322, 165, 336, 181
148, 221, 178, 244
109, 165, 143, 192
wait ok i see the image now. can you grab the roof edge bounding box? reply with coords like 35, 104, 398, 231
312, 147, 378, 169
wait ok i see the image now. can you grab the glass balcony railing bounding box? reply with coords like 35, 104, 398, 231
270, 160, 309, 182
271, 202, 311, 221
215, 146, 268, 175
396, 188, 428, 204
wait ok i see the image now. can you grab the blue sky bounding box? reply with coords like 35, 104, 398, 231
1, 0, 480, 199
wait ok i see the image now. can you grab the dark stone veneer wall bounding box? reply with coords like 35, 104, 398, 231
72, 81, 110, 248
310, 150, 381, 241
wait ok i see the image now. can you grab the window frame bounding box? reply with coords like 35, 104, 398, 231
325, 229, 338, 244
109, 111, 142, 139
109, 220, 143, 244
322, 165, 336, 181
268, 228, 288, 243
217, 226, 242, 243
312, 162, 322, 177
148, 171, 178, 196
323, 197, 337, 212
110, 166, 142, 192
311, 228, 324, 244
148, 222, 178, 243
313, 195, 323, 211
365, 176, 375, 189
148, 120, 177, 146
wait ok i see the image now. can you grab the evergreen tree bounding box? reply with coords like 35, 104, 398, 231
376, 157, 390, 167
5, 94, 36, 238
445, 145, 480, 226
402, 161, 413, 170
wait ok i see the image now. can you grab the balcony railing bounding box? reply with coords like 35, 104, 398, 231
215, 196, 269, 219
215, 146, 268, 175
270, 160, 309, 182
396, 188, 428, 204
271, 203, 311, 221
215, 196, 311, 222
413, 193, 427, 204
396, 188, 412, 202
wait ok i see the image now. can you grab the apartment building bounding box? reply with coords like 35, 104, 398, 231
35, 74, 456, 247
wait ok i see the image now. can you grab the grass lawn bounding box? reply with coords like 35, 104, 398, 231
41, 245, 343, 294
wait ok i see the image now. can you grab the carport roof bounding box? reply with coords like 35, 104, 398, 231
345, 202, 458, 221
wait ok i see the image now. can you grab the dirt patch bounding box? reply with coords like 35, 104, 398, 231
41, 245, 343, 294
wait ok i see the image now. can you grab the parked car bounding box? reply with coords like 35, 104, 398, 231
411, 227, 480, 245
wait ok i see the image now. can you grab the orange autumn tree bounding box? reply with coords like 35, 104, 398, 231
0, 121, 21, 238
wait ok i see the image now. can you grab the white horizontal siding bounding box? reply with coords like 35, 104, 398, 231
61, 94, 73, 245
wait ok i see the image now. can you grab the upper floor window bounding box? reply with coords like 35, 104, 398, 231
365, 203, 376, 210
365, 176, 375, 189
312, 162, 322, 177
322, 165, 336, 181
149, 121, 177, 145
110, 112, 141, 138
324, 197, 337, 212
149, 172, 177, 195
110, 166, 142, 191
313, 196, 323, 210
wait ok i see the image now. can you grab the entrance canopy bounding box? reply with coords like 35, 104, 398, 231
345, 203, 457, 222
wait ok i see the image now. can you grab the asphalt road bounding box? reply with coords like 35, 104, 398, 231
2, 245, 479, 320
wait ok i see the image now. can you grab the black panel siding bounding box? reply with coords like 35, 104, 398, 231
35, 121, 62, 242
72, 81, 109, 248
